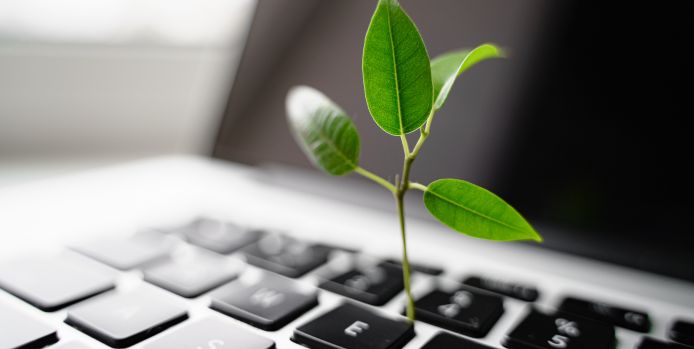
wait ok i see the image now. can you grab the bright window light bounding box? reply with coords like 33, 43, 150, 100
0, 0, 256, 47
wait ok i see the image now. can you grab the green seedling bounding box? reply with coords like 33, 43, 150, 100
286, 0, 542, 322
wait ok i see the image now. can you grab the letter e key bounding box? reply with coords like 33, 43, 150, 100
344, 321, 370, 337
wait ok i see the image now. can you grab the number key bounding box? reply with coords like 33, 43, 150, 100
414, 286, 504, 338
243, 235, 331, 278
503, 308, 615, 349
558, 296, 650, 332
181, 218, 262, 254
320, 262, 403, 305
462, 275, 539, 302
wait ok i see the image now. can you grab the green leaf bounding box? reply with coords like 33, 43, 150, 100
423, 178, 542, 242
286, 85, 360, 176
362, 0, 433, 135
431, 43, 504, 110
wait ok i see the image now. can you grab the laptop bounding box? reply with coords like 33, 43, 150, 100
1, 1, 692, 349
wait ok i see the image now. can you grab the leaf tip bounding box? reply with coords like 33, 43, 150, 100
480, 42, 508, 58
523, 221, 543, 243
530, 230, 544, 243
380, 0, 399, 6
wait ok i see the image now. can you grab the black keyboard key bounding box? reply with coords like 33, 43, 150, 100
0, 303, 58, 349
462, 275, 539, 302
72, 233, 173, 270
210, 270, 318, 331
670, 319, 694, 346
143, 317, 274, 349
144, 248, 240, 298
421, 332, 494, 348
320, 262, 403, 305
0, 255, 114, 311
181, 218, 262, 254
503, 308, 615, 349
558, 296, 650, 332
243, 235, 331, 278
65, 286, 188, 348
638, 337, 690, 349
414, 286, 503, 338
383, 259, 444, 276
293, 302, 414, 349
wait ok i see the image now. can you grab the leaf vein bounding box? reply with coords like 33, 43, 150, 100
385, 2, 404, 135
427, 187, 527, 233
313, 119, 356, 170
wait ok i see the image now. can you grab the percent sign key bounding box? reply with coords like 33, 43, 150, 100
503, 308, 616, 349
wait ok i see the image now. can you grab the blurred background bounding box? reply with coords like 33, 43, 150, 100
1, 0, 692, 280
0, 0, 255, 185
1, 0, 546, 187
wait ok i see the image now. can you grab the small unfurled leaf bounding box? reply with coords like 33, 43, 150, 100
363, 0, 433, 135
286, 85, 360, 176
423, 178, 542, 242
431, 43, 504, 110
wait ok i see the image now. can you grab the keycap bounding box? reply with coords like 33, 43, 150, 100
462, 275, 539, 302
558, 296, 650, 332
292, 302, 414, 349
414, 286, 504, 338
0, 255, 114, 311
243, 234, 331, 278
503, 308, 615, 349
65, 286, 188, 348
421, 332, 494, 349
638, 337, 690, 349
383, 258, 443, 276
320, 262, 403, 305
144, 247, 240, 298
143, 317, 274, 349
181, 218, 262, 254
0, 302, 58, 349
669, 319, 694, 346
51, 342, 93, 349
72, 233, 173, 270
210, 270, 317, 331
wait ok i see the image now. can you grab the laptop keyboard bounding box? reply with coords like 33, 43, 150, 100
209, 271, 318, 331
413, 286, 504, 338
64, 286, 188, 348
293, 302, 415, 349
0, 217, 692, 349
0, 302, 59, 348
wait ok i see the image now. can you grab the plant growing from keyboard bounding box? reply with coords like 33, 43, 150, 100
286, 0, 542, 322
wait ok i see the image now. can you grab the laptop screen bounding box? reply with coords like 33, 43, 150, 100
214, 1, 693, 280
493, 2, 693, 280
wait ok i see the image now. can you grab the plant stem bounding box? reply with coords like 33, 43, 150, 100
400, 134, 411, 157
395, 189, 415, 321
396, 140, 419, 323
412, 110, 434, 156
395, 109, 436, 323
355, 166, 396, 193
408, 182, 428, 192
